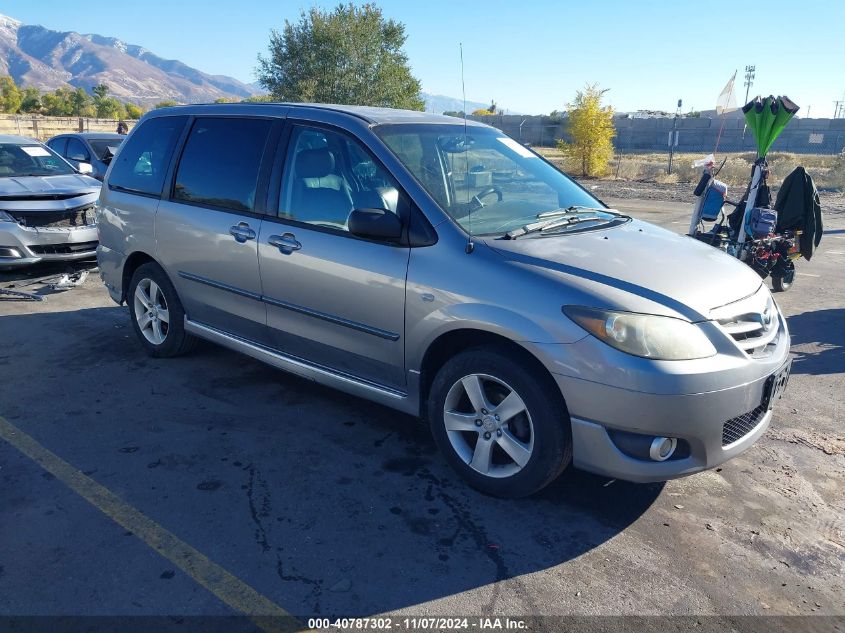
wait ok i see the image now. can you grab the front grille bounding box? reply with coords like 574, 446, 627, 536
722, 405, 767, 446
29, 241, 98, 255
711, 288, 780, 356
8, 205, 96, 229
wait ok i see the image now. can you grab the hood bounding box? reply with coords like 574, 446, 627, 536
0, 174, 101, 198
488, 218, 763, 320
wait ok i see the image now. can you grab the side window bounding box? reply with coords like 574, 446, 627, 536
109, 116, 187, 196
47, 138, 67, 156
66, 137, 89, 161
278, 126, 402, 232
173, 117, 272, 213
381, 132, 448, 209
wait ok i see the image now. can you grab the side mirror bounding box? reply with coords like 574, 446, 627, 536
348, 208, 403, 241
77, 162, 94, 175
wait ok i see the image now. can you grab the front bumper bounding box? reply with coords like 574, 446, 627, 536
556, 371, 779, 482
0, 223, 98, 268
531, 313, 790, 483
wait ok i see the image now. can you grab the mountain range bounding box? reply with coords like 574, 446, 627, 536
0, 13, 259, 104
0, 13, 499, 113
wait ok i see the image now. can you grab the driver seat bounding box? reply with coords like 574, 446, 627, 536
288, 149, 353, 225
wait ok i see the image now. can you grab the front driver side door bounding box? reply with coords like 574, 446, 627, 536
257, 124, 410, 390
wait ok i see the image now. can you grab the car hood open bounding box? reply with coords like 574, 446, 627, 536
488, 218, 763, 320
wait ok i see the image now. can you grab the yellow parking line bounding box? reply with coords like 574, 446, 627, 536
0, 415, 302, 633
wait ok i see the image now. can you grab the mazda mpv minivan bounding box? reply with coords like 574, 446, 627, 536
96, 103, 791, 497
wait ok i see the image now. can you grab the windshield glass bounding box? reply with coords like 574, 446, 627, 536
0, 143, 75, 177
89, 139, 123, 161
375, 124, 602, 236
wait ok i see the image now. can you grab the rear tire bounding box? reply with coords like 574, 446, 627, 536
428, 346, 572, 498
127, 262, 197, 358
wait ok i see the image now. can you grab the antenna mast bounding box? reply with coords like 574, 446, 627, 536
460, 43, 474, 254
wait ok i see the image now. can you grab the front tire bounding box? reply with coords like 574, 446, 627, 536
127, 262, 197, 357
428, 346, 572, 498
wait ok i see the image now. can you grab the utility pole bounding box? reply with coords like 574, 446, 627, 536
742, 65, 756, 141
834, 100, 845, 119
668, 98, 681, 175
743, 65, 756, 106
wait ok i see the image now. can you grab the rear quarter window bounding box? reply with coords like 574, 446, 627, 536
108, 116, 188, 196
173, 117, 272, 213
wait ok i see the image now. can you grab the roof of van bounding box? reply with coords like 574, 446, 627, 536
146, 102, 489, 127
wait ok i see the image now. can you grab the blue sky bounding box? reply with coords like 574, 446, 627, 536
5, 0, 844, 117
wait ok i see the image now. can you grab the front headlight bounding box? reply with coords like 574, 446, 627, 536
563, 306, 717, 360
0, 210, 16, 222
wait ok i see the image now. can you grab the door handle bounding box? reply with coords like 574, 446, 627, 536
268, 233, 302, 254
229, 222, 256, 243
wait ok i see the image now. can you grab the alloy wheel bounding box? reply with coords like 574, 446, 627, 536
442, 373, 534, 478
133, 278, 170, 345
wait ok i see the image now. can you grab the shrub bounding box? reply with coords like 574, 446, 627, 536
558, 84, 615, 177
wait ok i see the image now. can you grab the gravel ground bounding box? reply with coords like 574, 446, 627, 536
576, 178, 845, 214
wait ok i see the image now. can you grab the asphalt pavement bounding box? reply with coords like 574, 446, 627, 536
0, 200, 842, 632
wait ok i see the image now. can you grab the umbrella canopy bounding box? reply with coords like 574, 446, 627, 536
742, 95, 800, 157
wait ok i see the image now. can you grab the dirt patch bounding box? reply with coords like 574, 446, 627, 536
767, 427, 845, 456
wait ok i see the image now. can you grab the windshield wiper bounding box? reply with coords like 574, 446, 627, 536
505, 207, 629, 239
505, 215, 607, 239
537, 206, 627, 219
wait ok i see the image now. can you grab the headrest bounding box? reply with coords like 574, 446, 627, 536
296, 149, 335, 178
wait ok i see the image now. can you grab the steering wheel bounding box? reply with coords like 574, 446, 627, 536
470, 186, 503, 209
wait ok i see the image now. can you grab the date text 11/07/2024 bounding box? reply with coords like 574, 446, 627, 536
307, 617, 529, 630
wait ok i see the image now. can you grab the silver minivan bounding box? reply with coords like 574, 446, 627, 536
97, 104, 791, 497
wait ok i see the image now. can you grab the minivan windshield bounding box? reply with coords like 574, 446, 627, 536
375, 124, 608, 236
0, 143, 75, 178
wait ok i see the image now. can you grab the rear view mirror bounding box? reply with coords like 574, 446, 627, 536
77, 162, 94, 175
348, 208, 403, 241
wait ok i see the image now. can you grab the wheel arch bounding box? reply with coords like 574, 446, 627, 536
121, 251, 159, 303
417, 328, 566, 420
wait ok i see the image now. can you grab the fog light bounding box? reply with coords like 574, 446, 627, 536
649, 437, 677, 462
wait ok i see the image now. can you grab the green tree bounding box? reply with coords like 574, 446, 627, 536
98, 97, 126, 120
20, 87, 42, 113
91, 83, 122, 118
257, 3, 423, 110
70, 87, 95, 117
41, 88, 74, 116
155, 100, 180, 109
124, 102, 145, 119
241, 94, 274, 103
92, 83, 109, 101
557, 84, 615, 177
0, 76, 22, 113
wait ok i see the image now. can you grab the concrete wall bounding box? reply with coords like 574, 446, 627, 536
468, 114, 845, 155
0, 115, 137, 142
